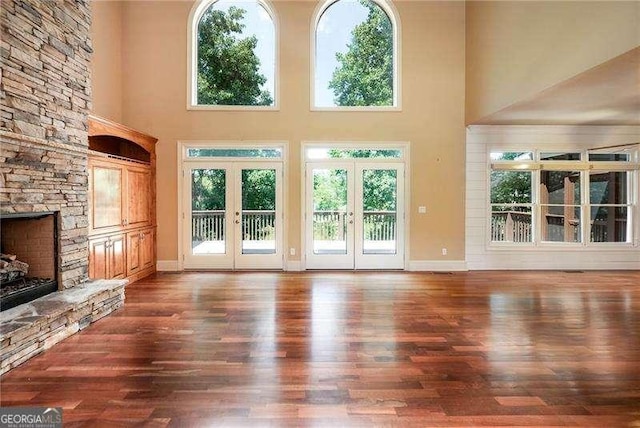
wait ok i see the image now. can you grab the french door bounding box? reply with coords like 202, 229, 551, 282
183, 162, 283, 269
305, 162, 405, 269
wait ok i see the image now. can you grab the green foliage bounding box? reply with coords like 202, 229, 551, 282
192, 169, 226, 211
192, 168, 276, 212
490, 171, 532, 205
313, 169, 347, 211
313, 152, 397, 212
362, 169, 396, 211
327, 149, 399, 159
328, 0, 393, 106
197, 6, 272, 106
188, 148, 281, 158
242, 169, 276, 210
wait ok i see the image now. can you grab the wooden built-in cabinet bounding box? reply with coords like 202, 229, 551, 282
87, 115, 157, 284
127, 227, 155, 277
88, 233, 126, 280
89, 157, 152, 234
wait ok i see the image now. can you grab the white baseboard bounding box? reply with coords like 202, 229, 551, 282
158, 259, 470, 272
157, 260, 180, 272
408, 260, 468, 271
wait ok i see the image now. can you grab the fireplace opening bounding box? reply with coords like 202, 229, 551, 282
1, 212, 59, 311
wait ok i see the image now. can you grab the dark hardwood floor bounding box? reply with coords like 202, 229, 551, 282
2, 271, 640, 427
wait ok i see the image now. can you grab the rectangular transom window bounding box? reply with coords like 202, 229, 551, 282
306, 148, 402, 160
187, 148, 283, 159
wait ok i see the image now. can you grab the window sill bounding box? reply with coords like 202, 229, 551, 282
486, 242, 638, 251
187, 104, 280, 112
311, 106, 402, 112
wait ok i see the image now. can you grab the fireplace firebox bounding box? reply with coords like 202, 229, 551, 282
0, 212, 59, 311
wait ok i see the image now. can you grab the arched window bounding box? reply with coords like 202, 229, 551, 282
312, 0, 400, 110
188, 0, 277, 109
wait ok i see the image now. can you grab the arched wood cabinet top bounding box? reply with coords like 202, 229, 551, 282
88, 115, 157, 156
87, 115, 158, 285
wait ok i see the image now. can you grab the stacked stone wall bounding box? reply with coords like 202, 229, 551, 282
1, 0, 93, 289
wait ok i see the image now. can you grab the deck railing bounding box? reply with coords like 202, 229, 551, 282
192, 210, 276, 241
192, 210, 225, 241
491, 211, 626, 243
312, 210, 396, 241
193, 210, 398, 242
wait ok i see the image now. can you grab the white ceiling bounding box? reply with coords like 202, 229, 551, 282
472, 47, 640, 126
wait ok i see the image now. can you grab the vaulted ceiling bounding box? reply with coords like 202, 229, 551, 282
473, 47, 640, 126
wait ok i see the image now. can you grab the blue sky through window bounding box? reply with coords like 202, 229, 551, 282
204, 0, 371, 108
315, 0, 369, 107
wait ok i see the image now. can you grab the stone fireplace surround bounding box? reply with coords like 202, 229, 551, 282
1, 0, 127, 374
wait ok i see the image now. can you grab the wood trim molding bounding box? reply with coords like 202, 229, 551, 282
88, 115, 158, 154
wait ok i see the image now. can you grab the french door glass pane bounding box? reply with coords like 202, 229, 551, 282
191, 169, 226, 254
313, 169, 348, 254
241, 169, 276, 254
362, 169, 397, 254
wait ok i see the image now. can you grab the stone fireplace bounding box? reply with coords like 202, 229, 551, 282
0, 0, 127, 374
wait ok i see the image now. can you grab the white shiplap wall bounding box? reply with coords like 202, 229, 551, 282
465, 125, 640, 270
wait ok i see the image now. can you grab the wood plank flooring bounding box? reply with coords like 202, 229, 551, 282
1, 271, 640, 427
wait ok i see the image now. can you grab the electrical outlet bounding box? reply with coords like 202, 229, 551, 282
418, 206, 426, 214
441, 248, 447, 256
290, 248, 296, 256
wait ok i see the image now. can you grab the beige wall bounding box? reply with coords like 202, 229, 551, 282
91, 0, 124, 123
92, 0, 466, 265
466, 1, 640, 124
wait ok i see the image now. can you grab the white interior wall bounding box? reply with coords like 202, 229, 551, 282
465, 125, 640, 270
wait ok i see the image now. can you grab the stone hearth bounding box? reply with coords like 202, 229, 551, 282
0, 279, 126, 375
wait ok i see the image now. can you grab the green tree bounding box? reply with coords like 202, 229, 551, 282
197, 6, 272, 105
242, 169, 276, 210
192, 169, 226, 211
328, 0, 393, 106
313, 169, 347, 211
490, 152, 532, 208
490, 170, 531, 207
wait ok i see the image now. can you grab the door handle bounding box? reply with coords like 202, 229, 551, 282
235, 220, 240, 224
235, 212, 240, 216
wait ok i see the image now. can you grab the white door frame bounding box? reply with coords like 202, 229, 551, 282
301, 142, 411, 270
177, 141, 288, 271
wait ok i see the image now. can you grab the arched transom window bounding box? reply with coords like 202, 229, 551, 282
313, 0, 400, 110
188, 0, 277, 109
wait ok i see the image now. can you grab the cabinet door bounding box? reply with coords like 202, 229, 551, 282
126, 167, 151, 228
127, 231, 142, 276
88, 237, 109, 279
90, 162, 124, 232
140, 228, 155, 270
109, 234, 127, 279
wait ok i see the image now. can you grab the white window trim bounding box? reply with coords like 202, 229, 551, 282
310, 0, 402, 112
486, 148, 640, 250
299, 141, 411, 270
186, 0, 280, 111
